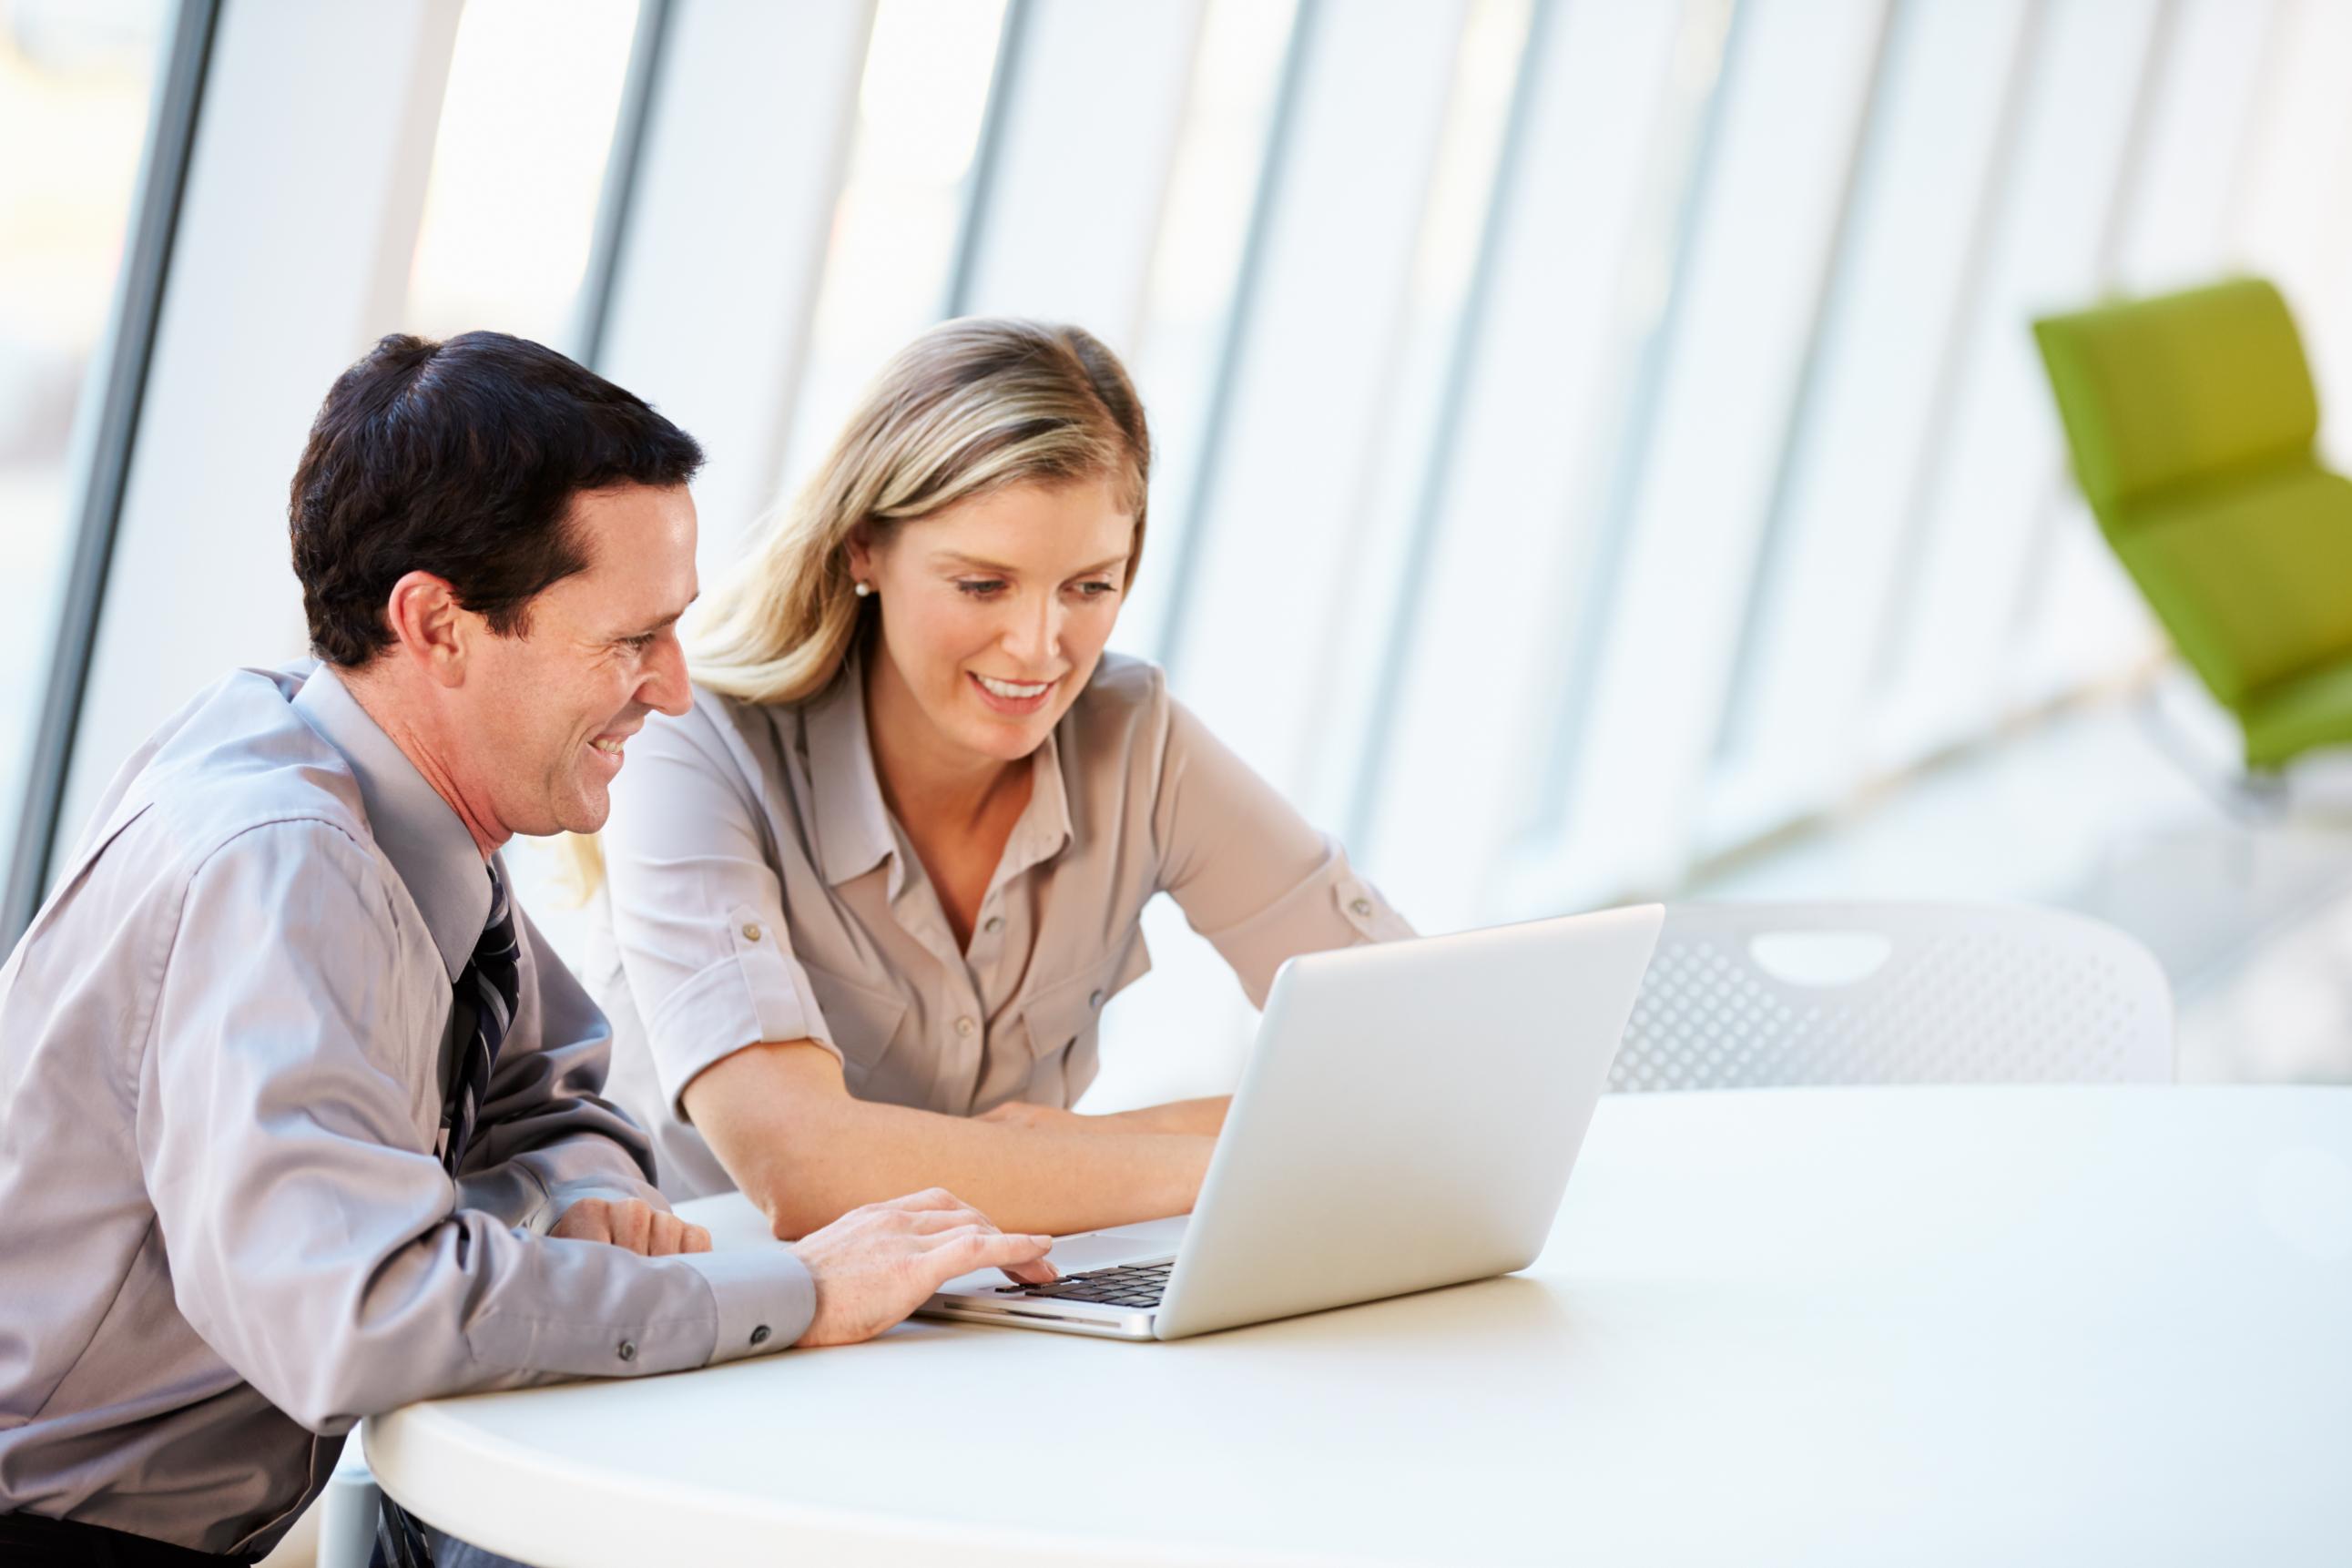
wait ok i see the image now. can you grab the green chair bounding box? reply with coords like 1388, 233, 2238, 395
2033, 277, 2352, 777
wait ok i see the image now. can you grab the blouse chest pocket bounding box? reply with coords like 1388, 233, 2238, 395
798, 962, 911, 1097
1017, 934, 1153, 1103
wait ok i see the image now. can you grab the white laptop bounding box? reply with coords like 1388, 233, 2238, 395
919, 904, 1664, 1340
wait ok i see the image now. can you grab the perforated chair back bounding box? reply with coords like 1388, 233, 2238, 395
1611, 903, 2174, 1091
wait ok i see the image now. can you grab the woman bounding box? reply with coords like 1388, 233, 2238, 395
589, 318, 1412, 1239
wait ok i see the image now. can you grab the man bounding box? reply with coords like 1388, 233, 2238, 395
0, 332, 1054, 1565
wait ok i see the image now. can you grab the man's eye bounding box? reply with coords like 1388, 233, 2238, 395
622, 634, 657, 652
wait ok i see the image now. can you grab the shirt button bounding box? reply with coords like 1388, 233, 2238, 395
740, 921, 762, 942
616, 1339, 637, 1362
1089, 990, 1105, 1010
1349, 898, 1373, 918
983, 915, 1003, 934
749, 1324, 771, 1346
956, 1016, 976, 1036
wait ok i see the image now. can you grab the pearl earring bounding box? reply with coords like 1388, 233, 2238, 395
853, 581, 872, 598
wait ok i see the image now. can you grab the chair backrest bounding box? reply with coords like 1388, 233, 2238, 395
2034, 277, 2317, 520
1610, 902, 2174, 1091
2034, 278, 2352, 708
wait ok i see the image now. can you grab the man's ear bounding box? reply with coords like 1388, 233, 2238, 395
382, 571, 471, 688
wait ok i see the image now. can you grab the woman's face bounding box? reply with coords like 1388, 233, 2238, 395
853, 476, 1135, 770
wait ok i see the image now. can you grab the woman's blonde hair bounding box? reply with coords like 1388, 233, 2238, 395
693, 316, 1151, 706
565, 317, 1150, 896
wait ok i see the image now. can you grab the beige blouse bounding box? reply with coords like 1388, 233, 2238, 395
588, 649, 1413, 1198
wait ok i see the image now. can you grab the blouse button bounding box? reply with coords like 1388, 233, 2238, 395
1349, 898, 1373, 918
740, 921, 762, 943
1089, 990, 1105, 1010
983, 915, 1003, 935
956, 1016, 976, 1037
616, 1339, 637, 1363
749, 1325, 771, 1346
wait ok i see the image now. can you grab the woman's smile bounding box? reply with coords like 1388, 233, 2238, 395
969, 670, 1056, 715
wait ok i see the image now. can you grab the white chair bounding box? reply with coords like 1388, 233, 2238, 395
1610, 902, 2174, 1091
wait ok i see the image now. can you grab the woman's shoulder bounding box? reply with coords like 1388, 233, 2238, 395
1064, 651, 1172, 740
618, 681, 794, 799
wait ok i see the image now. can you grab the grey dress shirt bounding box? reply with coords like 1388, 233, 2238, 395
592, 650, 1415, 1198
0, 665, 812, 1557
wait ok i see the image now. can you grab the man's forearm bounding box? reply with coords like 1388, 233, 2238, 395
748, 1098, 1212, 1239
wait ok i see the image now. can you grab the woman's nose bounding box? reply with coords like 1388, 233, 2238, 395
1002, 594, 1061, 667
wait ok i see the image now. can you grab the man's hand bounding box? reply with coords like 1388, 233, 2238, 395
550, 1196, 711, 1257
792, 1188, 1056, 1349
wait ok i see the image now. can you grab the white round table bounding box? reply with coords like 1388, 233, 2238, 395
368, 1086, 2352, 1565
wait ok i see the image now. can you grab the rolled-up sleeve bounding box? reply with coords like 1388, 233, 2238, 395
140, 821, 816, 1432
1151, 697, 1415, 1006
600, 700, 838, 1120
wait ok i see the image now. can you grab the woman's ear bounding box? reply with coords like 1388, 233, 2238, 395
844, 524, 874, 584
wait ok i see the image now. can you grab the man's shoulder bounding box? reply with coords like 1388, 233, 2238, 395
97, 667, 378, 876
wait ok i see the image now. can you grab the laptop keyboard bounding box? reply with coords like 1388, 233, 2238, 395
995, 1258, 1172, 1308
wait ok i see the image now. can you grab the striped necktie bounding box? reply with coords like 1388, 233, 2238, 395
442, 867, 520, 1176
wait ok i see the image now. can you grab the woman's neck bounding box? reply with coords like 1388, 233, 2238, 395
862, 655, 1026, 836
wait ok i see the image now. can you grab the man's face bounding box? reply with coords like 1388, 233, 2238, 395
455, 483, 697, 838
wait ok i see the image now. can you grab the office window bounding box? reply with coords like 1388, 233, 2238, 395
1112, 0, 1301, 660
950, 0, 1201, 345
1359, 0, 1690, 930
1546, 0, 1887, 899
773, 0, 1010, 496
402, 0, 642, 350
1156, 0, 1474, 802
1869, 0, 2164, 772
1703, 0, 2033, 851
1308, 0, 1532, 833
0, 0, 168, 891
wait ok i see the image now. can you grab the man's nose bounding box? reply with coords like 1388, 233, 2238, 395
642, 627, 693, 716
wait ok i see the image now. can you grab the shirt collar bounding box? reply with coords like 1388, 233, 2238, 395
802, 650, 1075, 895
803, 652, 901, 894
290, 662, 492, 982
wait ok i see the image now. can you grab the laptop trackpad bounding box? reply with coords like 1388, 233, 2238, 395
936, 1215, 1188, 1295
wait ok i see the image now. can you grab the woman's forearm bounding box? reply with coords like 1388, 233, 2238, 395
1104, 1096, 1230, 1136
725, 1091, 1211, 1239
688, 1042, 1217, 1238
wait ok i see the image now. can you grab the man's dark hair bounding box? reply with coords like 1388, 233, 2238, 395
289, 331, 704, 667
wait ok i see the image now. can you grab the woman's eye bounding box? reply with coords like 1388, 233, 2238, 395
956, 579, 1007, 598
1073, 581, 1118, 600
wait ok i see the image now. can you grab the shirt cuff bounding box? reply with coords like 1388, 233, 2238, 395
678, 1244, 818, 1363
1200, 839, 1416, 1004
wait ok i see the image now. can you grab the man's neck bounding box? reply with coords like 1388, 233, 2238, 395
337, 666, 504, 861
